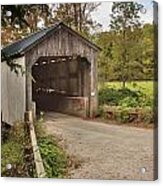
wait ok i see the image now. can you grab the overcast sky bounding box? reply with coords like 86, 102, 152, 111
91, 0, 153, 31
36, 0, 154, 31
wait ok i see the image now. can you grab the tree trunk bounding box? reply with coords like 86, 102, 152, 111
79, 4, 82, 32
73, 4, 78, 31
122, 80, 126, 89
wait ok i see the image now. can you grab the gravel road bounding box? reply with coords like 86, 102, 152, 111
43, 112, 155, 180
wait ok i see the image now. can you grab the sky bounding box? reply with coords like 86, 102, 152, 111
36, 0, 154, 31
91, 0, 154, 31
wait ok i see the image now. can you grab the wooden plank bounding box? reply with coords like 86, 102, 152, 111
25, 113, 46, 178
25, 26, 99, 118
1, 57, 26, 125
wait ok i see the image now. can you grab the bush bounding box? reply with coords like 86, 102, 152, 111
119, 97, 138, 107
99, 88, 121, 106
116, 107, 131, 123
38, 136, 67, 178
99, 86, 152, 108
98, 82, 154, 125
97, 106, 105, 117
140, 107, 154, 124
100, 105, 153, 124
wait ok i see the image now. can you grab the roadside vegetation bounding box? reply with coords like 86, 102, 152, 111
94, 2, 157, 128
35, 119, 68, 178
1, 122, 35, 177
1, 119, 68, 178
98, 81, 155, 127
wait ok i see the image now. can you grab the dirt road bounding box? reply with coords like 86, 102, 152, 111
43, 112, 155, 180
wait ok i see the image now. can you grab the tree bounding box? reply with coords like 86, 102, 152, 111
1, 3, 100, 73
142, 24, 155, 80
1, 5, 55, 46
95, 31, 115, 82
53, 3, 100, 38
95, 23, 155, 83
109, 2, 144, 88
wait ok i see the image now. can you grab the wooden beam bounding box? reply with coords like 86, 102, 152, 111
28, 119, 46, 178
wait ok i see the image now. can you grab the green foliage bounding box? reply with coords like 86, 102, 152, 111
96, 23, 155, 83
97, 105, 105, 117
95, 2, 155, 84
35, 121, 67, 178
119, 97, 138, 107
116, 107, 130, 123
109, 2, 144, 87
115, 106, 153, 124
100, 105, 153, 124
99, 87, 143, 107
1, 142, 24, 175
1, 123, 27, 177
98, 81, 154, 124
38, 136, 67, 178
110, 2, 143, 30
99, 81, 153, 107
140, 107, 154, 124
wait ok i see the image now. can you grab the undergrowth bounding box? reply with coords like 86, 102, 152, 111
1, 122, 35, 177
98, 82, 154, 125
35, 119, 67, 178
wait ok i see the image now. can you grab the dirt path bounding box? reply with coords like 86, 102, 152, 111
43, 112, 155, 180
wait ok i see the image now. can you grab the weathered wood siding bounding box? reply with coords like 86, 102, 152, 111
25, 26, 98, 116
1, 57, 26, 125
25, 26, 98, 64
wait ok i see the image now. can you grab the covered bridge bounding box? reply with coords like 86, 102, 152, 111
1, 22, 100, 125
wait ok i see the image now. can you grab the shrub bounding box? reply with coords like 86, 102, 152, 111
99, 88, 119, 106
140, 107, 154, 124
115, 107, 131, 123
97, 106, 105, 117
119, 97, 138, 107
98, 105, 153, 124
38, 136, 67, 178
99, 86, 152, 108
98, 82, 154, 125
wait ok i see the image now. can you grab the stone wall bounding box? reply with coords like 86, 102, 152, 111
56, 97, 89, 118
34, 93, 89, 118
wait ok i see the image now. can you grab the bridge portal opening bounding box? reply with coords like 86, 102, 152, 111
32, 55, 91, 117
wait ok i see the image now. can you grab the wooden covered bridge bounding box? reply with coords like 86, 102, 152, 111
1, 22, 100, 125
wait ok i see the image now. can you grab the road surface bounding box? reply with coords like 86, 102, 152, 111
43, 112, 155, 180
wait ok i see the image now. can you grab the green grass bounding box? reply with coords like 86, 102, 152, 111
1, 123, 29, 177
99, 81, 153, 99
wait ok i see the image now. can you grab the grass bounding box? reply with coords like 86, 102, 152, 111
1, 122, 33, 177
99, 81, 154, 99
